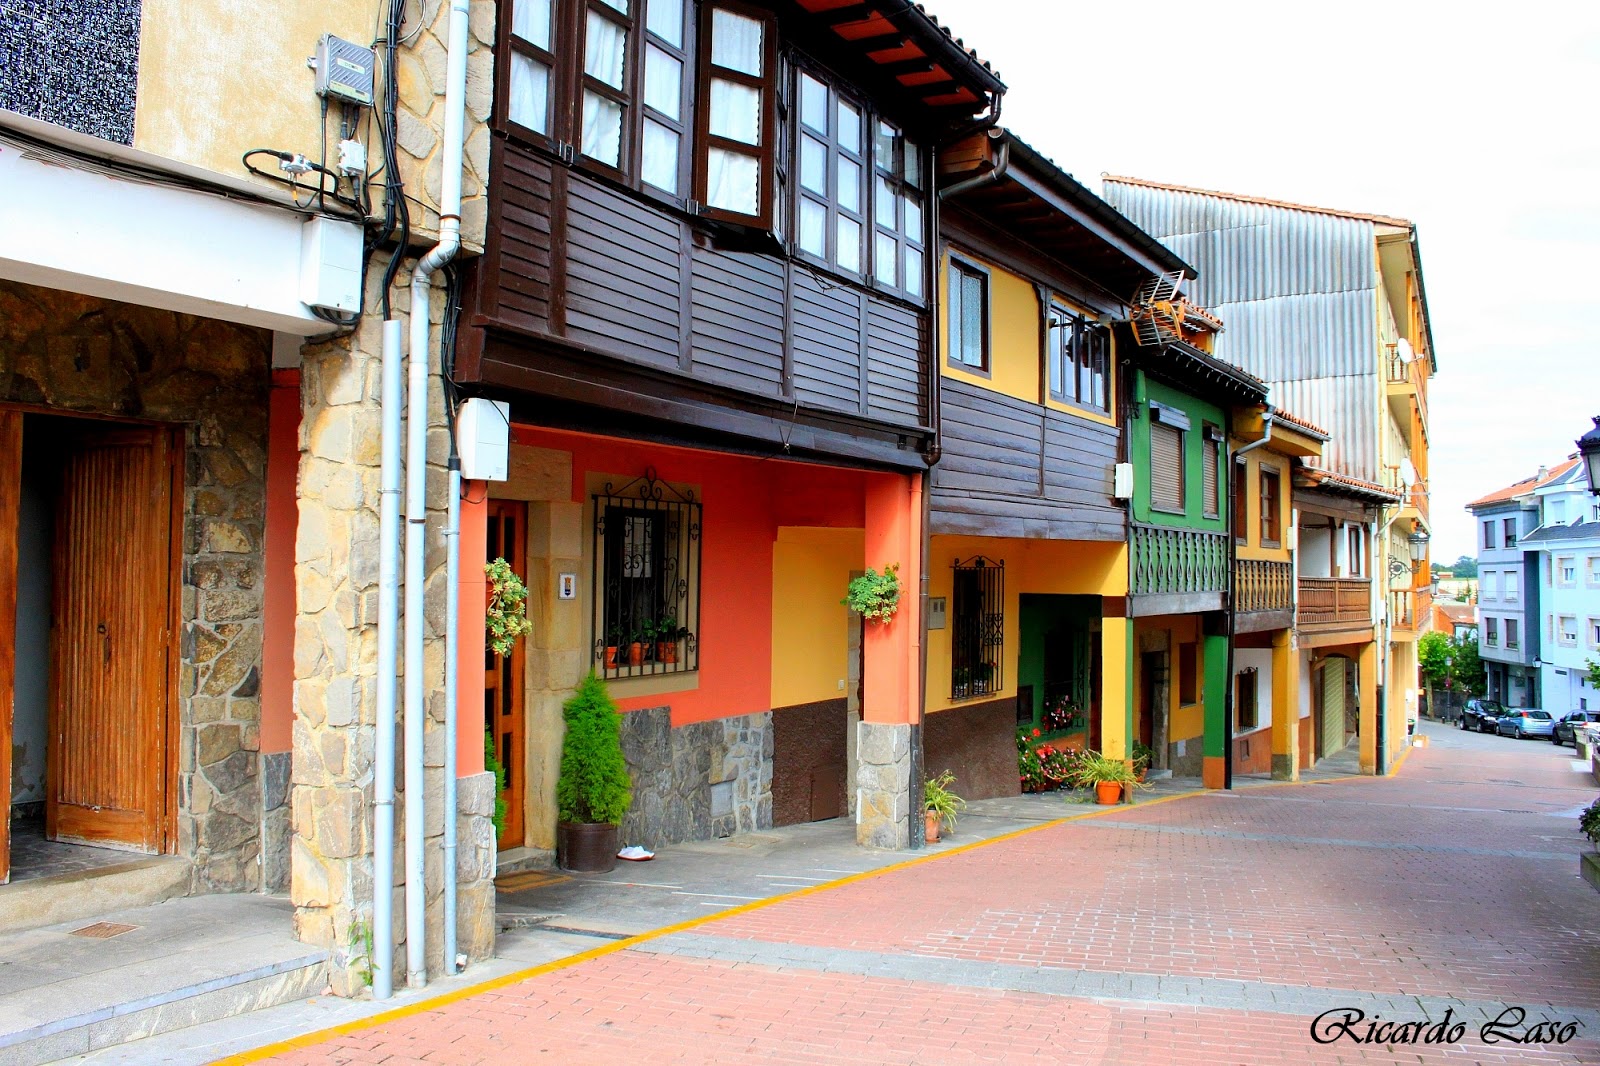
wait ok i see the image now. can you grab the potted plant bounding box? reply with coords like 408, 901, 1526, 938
843, 564, 901, 624
1131, 739, 1154, 782
485, 558, 533, 657
603, 625, 624, 670
1068, 750, 1140, 805
627, 625, 647, 667
923, 770, 966, 843
654, 616, 688, 664
555, 672, 633, 872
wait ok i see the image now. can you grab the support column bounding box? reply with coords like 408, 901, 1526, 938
453, 487, 495, 961
856, 472, 922, 849
1270, 629, 1300, 780
1202, 632, 1229, 789
1358, 640, 1379, 774
1100, 617, 1133, 761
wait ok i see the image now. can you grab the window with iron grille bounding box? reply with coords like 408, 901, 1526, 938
591, 470, 701, 678
951, 556, 1003, 700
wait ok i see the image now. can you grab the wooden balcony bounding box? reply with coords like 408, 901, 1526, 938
1130, 524, 1228, 615
1389, 589, 1417, 637
1235, 558, 1295, 633
1297, 577, 1373, 636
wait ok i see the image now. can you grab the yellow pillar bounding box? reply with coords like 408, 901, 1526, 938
1101, 617, 1133, 761
1359, 640, 1379, 774
1270, 629, 1299, 781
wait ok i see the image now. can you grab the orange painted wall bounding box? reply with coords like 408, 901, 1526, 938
260, 369, 299, 755
457, 488, 487, 775
510, 426, 871, 726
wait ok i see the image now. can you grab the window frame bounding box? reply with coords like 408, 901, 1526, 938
1505, 617, 1520, 650
1502, 516, 1517, 547
946, 255, 991, 373
869, 117, 926, 300
1201, 424, 1223, 519
574, 0, 638, 180
1259, 466, 1282, 546
791, 66, 867, 279
1047, 301, 1112, 414
1482, 519, 1495, 550
1234, 667, 1259, 731
1176, 643, 1198, 706
1558, 556, 1577, 587
692, 0, 779, 229
502, 0, 563, 145
1485, 617, 1499, 646
1558, 615, 1578, 646
950, 556, 1004, 701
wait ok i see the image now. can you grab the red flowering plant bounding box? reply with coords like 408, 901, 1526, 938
1018, 728, 1086, 792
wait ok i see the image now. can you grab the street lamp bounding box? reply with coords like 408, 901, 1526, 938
1577, 416, 1600, 495
1408, 527, 1430, 570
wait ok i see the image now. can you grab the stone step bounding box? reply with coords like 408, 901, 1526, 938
0, 895, 328, 1065
0, 856, 191, 935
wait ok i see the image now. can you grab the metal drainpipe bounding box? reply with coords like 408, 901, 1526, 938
938, 132, 1009, 202
442, 458, 461, 973
373, 319, 403, 1001
1227, 409, 1277, 790
403, 0, 471, 989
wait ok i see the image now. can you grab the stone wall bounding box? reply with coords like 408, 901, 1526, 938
0, 279, 271, 893
619, 708, 773, 850
856, 721, 915, 849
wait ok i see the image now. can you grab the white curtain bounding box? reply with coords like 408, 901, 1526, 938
836, 100, 861, 153
711, 9, 762, 76
798, 198, 826, 257
582, 91, 623, 167
874, 231, 896, 286
645, 0, 680, 45
508, 53, 549, 134
512, 0, 552, 48
643, 45, 681, 119
799, 73, 828, 134
642, 120, 678, 193
836, 216, 860, 273
706, 147, 757, 215
709, 78, 760, 145
837, 157, 860, 213
799, 135, 826, 195
584, 10, 627, 89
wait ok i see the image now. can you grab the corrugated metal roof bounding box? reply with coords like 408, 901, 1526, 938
1104, 179, 1386, 483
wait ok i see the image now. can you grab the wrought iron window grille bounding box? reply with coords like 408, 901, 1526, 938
591, 468, 701, 679
951, 555, 1004, 701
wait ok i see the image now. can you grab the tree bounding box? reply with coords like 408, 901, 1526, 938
1446, 555, 1478, 578
1451, 637, 1487, 698
1588, 659, 1600, 689
1418, 631, 1452, 718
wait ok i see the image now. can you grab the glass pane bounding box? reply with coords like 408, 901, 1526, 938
643, 44, 681, 118
961, 272, 983, 360
706, 147, 758, 214
799, 73, 828, 134
837, 157, 860, 213
508, 52, 550, 134
800, 135, 827, 194
711, 8, 763, 76
799, 197, 826, 257
904, 246, 923, 297
1047, 316, 1064, 394
596, 0, 628, 11
837, 216, 861, 272
646, 0, 682, 47
512, 0, 552, 49
642, 119, 679, 192
837, 99, 861, 154
902, 193, 921, 239
875, 231, 896, 285
948, 267, 964, 356
875, 120, 896, 170
875, 175, 896, 228
709, 77, 760, 145
581, 90, 623, 166
584, 10, 627, 90
904, 140, 922, 187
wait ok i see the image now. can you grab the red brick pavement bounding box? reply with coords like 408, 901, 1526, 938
247, 737, 1600, 1065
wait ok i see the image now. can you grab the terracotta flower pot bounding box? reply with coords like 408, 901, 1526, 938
557, 821, 620, 872
1095, 781, 1122, 806
657, 641, 677, 664
604, 646, 618, 669
924, 809, 941, 844
627, 642, 644, 667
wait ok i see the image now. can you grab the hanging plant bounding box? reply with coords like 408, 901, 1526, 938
843, 564, 901, 624
485, 557, 533, 657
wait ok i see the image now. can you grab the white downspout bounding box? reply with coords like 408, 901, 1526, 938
372, 319, 403, 1001
403, 0, 471, 989
442, 459, 461, 973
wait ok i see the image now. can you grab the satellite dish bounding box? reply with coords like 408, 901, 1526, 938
1396, 338, 1414, 364
1399, 458, 1417, 488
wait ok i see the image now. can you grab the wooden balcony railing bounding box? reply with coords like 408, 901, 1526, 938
1297, 577, 1372, 631
1236, 559, 1294, 614
1131, 524, 1228, 598
1389, 590, 1416, 632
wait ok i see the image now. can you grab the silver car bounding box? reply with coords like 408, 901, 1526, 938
1496, 709, 1554, 739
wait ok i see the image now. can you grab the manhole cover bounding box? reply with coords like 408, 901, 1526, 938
70, 922, 138, 939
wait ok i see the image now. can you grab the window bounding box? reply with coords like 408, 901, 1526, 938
1505, 618, 1519, 650
1232, 460, 1248, 543
1201, 426, 1223, 518
1559, 557, 1576, 586
871, 120, 925, 296
1481, 570, 1497, 601
1482, 520, 1495, 550
1235, 668, 1259, 731
1589, 618, 1600, 648
1048, 304, 1111, 413
1176, 643, 1198, 705
1149, 404, 1189, 514
1347, 526, 1366, 576
579, 0, 636, 171
1559, 615, 1578, 646
951, 557, 1003, 700
794, 72, 865, 274
591, 472, 702, 679
695, 3, 776, 225
1505, 571, 1519, 601
1587, 556, 1600, 587
639, 0, 691, 193
1549, 499, 1567, 525
507, 0, 557, 136
1503, 517, 1517, 547
1259, 468, 1282, 545
947, 258, 989, 370
1485, 617, 1499, 646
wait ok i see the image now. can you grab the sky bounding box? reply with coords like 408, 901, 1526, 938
918, 0, 1600, 563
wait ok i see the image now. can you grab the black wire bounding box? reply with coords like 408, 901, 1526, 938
376, 0, 411, 321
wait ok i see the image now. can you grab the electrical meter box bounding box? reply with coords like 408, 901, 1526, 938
1113, 462, 1134, 500
457, 399, 511, 481
313, 34, 377, 106
299, 216, 364, 315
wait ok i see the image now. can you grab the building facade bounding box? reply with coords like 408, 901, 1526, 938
1525, 464, 1600, 713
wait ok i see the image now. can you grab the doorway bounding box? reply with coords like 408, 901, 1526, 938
485, 499, 527, 850
2, 411, 180, 883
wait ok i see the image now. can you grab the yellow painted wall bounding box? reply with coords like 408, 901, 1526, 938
939, 250, 1039, 403
1135, 614, 1205, 742
1233, 447, 1293, 563
771, 527, 864, 708
1100, 619, 1132, 760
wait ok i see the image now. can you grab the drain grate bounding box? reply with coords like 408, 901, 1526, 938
70, 922, 138, 939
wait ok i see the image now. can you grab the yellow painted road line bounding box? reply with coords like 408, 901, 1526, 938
217, 790, 1209, 1064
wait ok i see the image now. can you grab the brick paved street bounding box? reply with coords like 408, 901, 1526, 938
247, 726, 1600, 1064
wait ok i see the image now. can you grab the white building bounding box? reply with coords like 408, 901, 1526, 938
1524, 465, 1600, 713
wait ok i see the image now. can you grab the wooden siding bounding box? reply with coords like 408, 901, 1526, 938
931, 378, 1122, 540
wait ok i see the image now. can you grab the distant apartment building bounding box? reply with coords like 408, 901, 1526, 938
1525, 465, 1600, 713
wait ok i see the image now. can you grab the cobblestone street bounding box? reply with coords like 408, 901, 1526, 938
240, 725, 1600, 1064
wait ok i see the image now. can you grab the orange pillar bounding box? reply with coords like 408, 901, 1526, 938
260, 369, 300, 756
456, 485, 487, 776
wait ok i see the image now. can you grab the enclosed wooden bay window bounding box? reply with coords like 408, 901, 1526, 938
795, 71, 866, 273
1048, 304, 1110, 412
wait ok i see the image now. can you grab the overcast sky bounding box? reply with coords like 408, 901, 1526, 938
919, 0, 1600, 562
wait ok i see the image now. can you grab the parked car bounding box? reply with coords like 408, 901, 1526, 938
1496, 709, 1554, 739
1460, 699, 1506, 732
1551, 710, 1600, 747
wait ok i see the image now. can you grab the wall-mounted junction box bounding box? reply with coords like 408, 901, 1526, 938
312, 34, 377, 107
1113, 462, 1134, 500
298, 216, 364, 315
457, 398, 511, 481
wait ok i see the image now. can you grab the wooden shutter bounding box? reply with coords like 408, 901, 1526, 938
1202, 441, 1219, 516
1150, 422, 1183, 512
1320, 659, 1346, 758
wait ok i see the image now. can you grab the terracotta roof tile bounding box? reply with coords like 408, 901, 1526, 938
1272, 407, 1330, 440
1465, 457, 1581, 509
1296, 468, 1403, 503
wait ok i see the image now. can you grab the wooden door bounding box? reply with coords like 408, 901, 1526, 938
1319, 659, 1347, 760
0, 410, 20, 883
485, 500, 527, 849
47, 424, 176, 851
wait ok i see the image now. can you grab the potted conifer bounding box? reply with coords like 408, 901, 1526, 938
555, 672, 633, 872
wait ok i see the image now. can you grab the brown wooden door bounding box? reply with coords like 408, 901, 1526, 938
0, 410, 20, 883
47, 425, 176, 851
485, 500, 527, 850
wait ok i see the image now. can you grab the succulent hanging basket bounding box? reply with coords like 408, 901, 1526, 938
843, 564, 901, 624
485, 557, 533, 657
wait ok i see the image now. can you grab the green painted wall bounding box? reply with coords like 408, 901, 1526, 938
1203, 632, 1229, 759
1018, 594, 1100, 732
1130, 370, 1227, 532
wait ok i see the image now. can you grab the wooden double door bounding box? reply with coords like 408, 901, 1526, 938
0, 411, 179, 882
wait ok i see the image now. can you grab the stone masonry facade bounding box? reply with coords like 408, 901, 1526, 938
620, 708, 774, 851
0, 278, 272, 894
